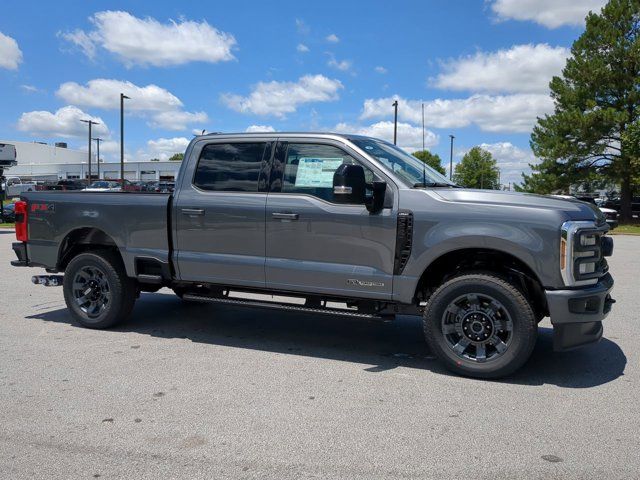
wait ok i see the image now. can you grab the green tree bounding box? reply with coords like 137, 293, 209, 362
169, 153, 184, 161
529, 0, 640, 221
453, 147, 500, 189
412, 150, 446, 175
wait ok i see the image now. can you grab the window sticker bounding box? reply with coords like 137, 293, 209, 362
294, 157, 344, 187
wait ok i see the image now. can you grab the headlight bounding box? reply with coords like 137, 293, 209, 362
560, 221, 607, 286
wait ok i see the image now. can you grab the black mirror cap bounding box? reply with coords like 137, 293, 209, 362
366, 181, 387, 213
333, 164, 366, 204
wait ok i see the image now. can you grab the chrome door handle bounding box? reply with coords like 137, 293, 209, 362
181, 208, 205, 216
272, 212, 299, 220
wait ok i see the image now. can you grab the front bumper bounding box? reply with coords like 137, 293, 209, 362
545, 273, 614, 351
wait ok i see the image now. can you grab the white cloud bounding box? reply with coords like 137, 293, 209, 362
335, 121, 439, 152
433, 44, 569, 94
150, 110, 208, 131
0, 31, 22, 70
245, 125, 276, 132
143, 137, 190, 160
60, 10, 236, 67
474, 142, 537, 185
17, 106, 109, 138
20, 85, 40, 93
361, 94, 553, 133
56, 79, 206, 131
222, 74, 343, 117
297, 43, 310, 53
295, 19, 310, 35
57, 79, 183, 111
326, 33, 340, 43
491, 0, 606, 28
327, 56, 352, 71
374, 66, 387, 74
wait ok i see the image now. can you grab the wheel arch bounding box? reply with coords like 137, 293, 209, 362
414, 247, 548, 321
57, 227, 123, 271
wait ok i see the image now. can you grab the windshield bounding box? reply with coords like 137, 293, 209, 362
349, 137, 456, 187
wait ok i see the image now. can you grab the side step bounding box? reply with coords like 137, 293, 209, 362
182, 294, 388, 320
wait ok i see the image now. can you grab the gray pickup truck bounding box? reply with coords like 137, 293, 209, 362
11, 133, 615, 378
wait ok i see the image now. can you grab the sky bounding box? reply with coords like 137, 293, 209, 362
0, 0, 607, 185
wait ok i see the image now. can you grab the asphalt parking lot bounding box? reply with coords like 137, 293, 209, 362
0, 231, 638, 480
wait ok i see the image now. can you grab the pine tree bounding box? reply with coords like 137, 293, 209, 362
530, 0, 640, 220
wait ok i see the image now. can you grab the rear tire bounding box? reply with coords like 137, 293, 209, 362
63, 251, 136, 329
423, 273, 537, 379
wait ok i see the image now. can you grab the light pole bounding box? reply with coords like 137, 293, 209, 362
120, 93, 130, 189
449, 134, 455, 180
392, 100, 398, 145
92, 137, 102, 179
421, 103, 425, 152
80, 119, 99, 183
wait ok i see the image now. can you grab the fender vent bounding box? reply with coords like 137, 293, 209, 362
394, 210, 413, 274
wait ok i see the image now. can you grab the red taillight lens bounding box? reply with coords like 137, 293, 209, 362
14, 201, 28, 242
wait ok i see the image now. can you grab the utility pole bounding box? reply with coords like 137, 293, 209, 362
92, 137, 102, 179
449, 134, 455, 180
392, 100, 398, 145
80, 119, 99, 183
120, 93, 130, 189
421, 103, 425, 152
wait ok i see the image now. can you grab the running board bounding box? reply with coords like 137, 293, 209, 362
182, 294, 388, 320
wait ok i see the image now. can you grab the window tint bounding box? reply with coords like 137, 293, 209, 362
282, 143, 373, 202
194, 142, 267, 192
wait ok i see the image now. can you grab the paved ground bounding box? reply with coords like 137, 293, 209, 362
0, 230, 638, 479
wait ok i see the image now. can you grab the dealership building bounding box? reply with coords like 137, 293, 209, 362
1, 140, 181, 182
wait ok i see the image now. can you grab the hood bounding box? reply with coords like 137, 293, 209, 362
432, 188, 605, 223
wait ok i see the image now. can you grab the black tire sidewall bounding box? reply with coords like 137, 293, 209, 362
424, 274, 537, 378
63, 252, 134, 329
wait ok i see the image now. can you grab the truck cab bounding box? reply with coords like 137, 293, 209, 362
11, 133, 615, 378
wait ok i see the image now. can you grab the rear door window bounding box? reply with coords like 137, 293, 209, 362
194, 142, 270, 192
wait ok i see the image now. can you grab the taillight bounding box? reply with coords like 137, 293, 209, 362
14, 201, 28, 242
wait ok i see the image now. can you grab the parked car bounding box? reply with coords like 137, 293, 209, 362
575, 196, 619, 229
11, 133, 615, 379
603, 196, 640, 216
1, 202, 15, 222
156, 181, 175, 193
82, 181, 122, 192
130, 181, 148, 192
56, 180, 86, 191
4, 177, 37, 197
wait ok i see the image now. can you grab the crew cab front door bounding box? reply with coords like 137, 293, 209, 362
174, 139, 273, 288
265, 140, 397, 300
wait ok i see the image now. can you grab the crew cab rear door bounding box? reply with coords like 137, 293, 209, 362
173, 138, 274, 288
265, 138, 397, 300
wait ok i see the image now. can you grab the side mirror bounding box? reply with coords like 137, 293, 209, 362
366, 181, 387, 213
333, 164, 366, 204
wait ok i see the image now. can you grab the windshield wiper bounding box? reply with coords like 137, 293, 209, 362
413, 182, 459, 188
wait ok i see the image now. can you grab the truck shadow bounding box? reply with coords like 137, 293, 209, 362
27, 292, 626, 388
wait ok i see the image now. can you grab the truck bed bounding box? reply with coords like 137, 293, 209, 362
22, 191, 171, 277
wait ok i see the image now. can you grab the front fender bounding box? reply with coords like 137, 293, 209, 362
394, 220, 557, 304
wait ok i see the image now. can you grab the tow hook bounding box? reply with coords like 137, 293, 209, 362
31, 275, 64, 287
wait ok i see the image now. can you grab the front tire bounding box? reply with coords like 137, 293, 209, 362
423, 273, 537, 379
63, 251, 136, 329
